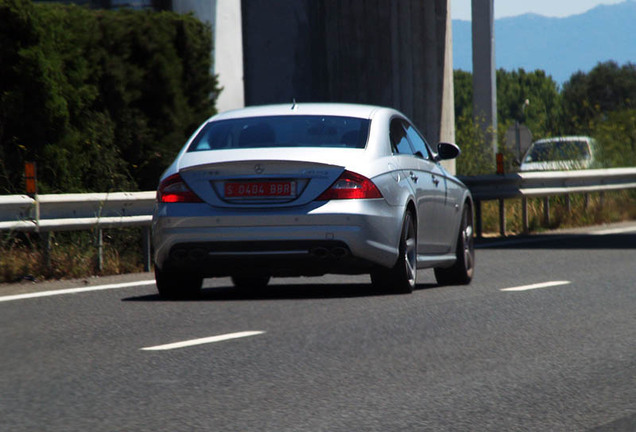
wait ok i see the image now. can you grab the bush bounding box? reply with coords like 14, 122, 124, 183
455, 113, 495, 175
0, 0, 218, 194
590, 109, 636, 168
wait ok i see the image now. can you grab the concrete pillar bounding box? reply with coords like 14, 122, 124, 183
172, 0, 245, 113
437, 0, 456, 174
240, 0, 455, 171
241, 0, 316, 106
214, 0, 245, 112
472, 0, 497, 160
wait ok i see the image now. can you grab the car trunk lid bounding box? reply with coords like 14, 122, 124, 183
177, 149, 365, 207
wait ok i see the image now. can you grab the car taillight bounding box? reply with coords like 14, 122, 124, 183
316, 170, 383, 200
157, 173, 203, 203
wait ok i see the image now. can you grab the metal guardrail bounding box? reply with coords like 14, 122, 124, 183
458, 167, 636, 236
458, 168, 636, 200
1, 167, 635, 271
0, 191, 156, 271
0, 191, 155, 232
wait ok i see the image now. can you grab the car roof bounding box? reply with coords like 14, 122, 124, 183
533, 136, 593, 145
208, 103, 390, 122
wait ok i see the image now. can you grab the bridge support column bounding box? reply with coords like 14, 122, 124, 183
472, 0, 497, 164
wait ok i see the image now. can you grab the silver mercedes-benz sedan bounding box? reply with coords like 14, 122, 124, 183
152, 103, 474, 298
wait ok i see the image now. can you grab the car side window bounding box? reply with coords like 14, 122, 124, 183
404, 122, 432, 160
389, 119, 414, 155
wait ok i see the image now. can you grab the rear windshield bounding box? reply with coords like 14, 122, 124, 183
187, 115, 370, 151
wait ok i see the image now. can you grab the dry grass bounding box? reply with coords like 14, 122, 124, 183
0, 229, 144, 283
479, 190, 636, 236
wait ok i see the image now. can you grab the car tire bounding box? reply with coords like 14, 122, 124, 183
231, 275, 271, 292
371, 211, 417, 294
155, 266, 203, 299
434, 204, 475, 286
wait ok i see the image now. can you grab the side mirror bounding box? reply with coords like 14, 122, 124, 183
436, 142, 461, 161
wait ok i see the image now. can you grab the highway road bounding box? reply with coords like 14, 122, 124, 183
1, 223, 635, 431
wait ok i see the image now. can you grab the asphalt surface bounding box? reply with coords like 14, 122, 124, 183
1, 223, 635, 431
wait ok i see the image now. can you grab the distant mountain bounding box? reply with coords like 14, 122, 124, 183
452, 0, 636, 84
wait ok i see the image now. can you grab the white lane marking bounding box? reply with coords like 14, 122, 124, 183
0, 280, 156, 303
501, 281, 571, 292
476, 236, 570, 249
141, 331, 266, 351
477, 225, 636, 248
592, 226, 636, 235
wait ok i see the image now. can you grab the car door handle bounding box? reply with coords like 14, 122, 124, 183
432, 175, 440, 186
409, 171, 418, 183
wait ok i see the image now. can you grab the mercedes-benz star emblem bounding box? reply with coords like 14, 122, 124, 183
254, 164, 264, 174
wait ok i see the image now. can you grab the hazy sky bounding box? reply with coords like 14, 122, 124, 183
451, 0, 627, 20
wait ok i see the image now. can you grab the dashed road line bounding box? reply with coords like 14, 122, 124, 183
476, 235, 570, 249
501, 281, 571, 292
0, 280, 156, 303
141, 331, 266, 351
478, 224, 636, 249
592, 226, 636, 235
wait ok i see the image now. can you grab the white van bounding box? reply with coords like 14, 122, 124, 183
519, 136, 596, 172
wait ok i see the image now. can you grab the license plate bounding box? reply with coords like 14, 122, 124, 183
224, 181, 296, 198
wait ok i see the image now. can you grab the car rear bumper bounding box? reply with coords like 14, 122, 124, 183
152, 199, 404, 276
156, 240, 378, 277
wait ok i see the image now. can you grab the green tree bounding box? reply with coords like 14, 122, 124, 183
454, 68, 561, 138
453, 68, 561, 174
561, 61, 636, 133
0, 0, 218, 193
587, 109, 636, 168
0, 0, 68, 193
34, 3, 132, 192
453, 70, 473, 121
454, 112, 493, 175
496, 68, 562, 139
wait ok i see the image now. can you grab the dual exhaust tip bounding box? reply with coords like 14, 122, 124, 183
171, 248, 207, 261
310, 246, 349, 259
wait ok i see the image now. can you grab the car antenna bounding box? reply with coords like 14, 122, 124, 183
291, 98, 297, 110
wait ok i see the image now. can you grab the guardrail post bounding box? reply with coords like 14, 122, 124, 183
498, 198, 506, 236
565, 194, 571, 213
522, 197, 528, 233
474, 200, 482, 238
543, 197, 550, 227
41, 232, 51, 272
96, 229, 103, 273
142, 226, 151, 272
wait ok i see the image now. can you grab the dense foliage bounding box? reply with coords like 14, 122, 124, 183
455, 69, 562, 139
561, 62, 636, 132
0, 0, 218, 194
455, 61, 636, 173
561, 62, 636, 168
